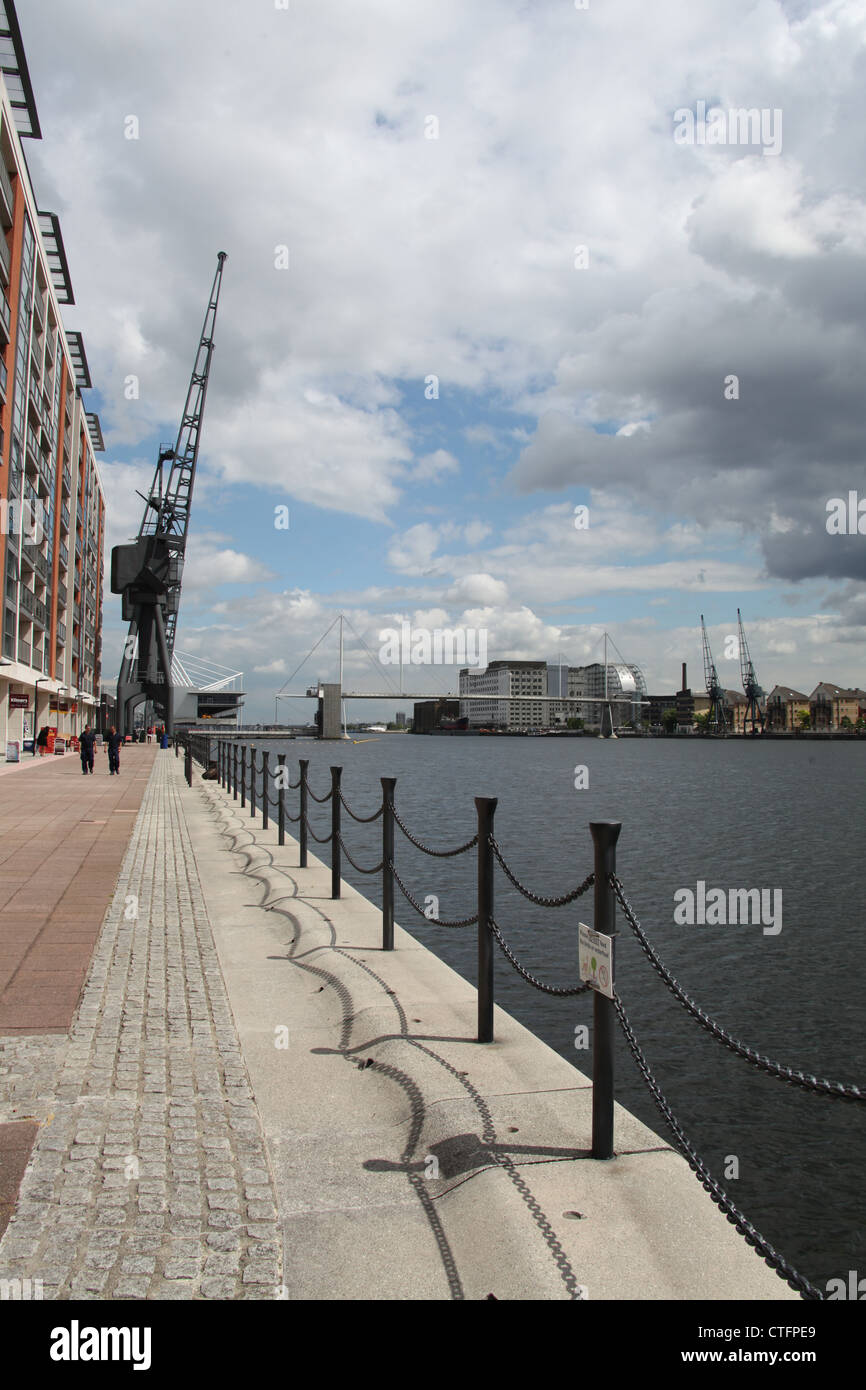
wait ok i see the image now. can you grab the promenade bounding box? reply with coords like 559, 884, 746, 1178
0, 747, 799, 1300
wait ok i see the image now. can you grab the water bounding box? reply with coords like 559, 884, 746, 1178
238, 733, 865, 1292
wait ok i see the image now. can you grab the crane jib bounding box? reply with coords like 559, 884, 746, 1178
112, 253, 228, 737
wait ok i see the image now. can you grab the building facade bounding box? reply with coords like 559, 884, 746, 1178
459, 660, 547, 729
0, 5, 105, 751
765, 685, 810, 732
808, 684, 866, 731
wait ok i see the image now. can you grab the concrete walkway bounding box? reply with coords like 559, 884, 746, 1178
190, 761, 798, 1301
0, 751, 799, 1301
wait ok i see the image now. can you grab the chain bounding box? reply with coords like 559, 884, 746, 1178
389, 861, 478, 927
611, 875, 865, 1103
490, 838, 594, 907
390, 801, 478, 858
304, 817, 333, 845
613, 991, 822, 1299
489, 917, 593, 996
338, 790, 384, 824
306, 783, 333, 804
336, 834, 383, 876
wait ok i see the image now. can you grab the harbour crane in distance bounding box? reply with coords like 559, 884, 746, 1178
737, 608, 765, 735
111, 253, 228, 737
700, 614, 728, 735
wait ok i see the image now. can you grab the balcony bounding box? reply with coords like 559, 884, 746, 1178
0, 358, 7, 402
61, 503, 69, 531
76, 503, 83, 528
32, 292, 45, 332
75, 535, 82, 559
0, 160, 13, 229
58, 540, 68, 569
20, 543, 35, 572
0, 293, 10, 344
56, 580, 66, 607
5, 575, 17, 606
33, 598, 47, 628
56, 620, 66, 644
17, 639, 30, 665
36, 550, 50, 584
26, 425, 39, 465
0, 232, 9, 287
62, 465, 71, 495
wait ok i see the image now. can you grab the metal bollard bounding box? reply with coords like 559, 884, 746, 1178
261, 751, 270, 830
233, 744, 238, 800
250, 747, 257, 818
240, 746, 246, 809
330, 766, 342, 899
590, 821, 621, 1160
381, 777, 396, 951
475, 797, 497, 1043
277, 754, 286, 846
299, 760, 309, 868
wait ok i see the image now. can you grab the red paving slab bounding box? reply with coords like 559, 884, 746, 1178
0, 1120, 39, 1240
0, 745, 159, 1035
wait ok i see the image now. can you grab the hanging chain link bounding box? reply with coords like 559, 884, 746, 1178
390, 801, 478, 858
338, 791, 384, 824
306, 783, 333, 804
336, 833, 383, 876
613, 991, 822, 1300
389, 860, 478, 927
611, 874, 865, 1103
490, 837, 594, 906
304, 817, 333, 845
489, 917, 592, 996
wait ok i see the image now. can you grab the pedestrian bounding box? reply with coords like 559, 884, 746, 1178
36, 726, 49, 757
79, 725, 95, 775
106, 725, 122, 776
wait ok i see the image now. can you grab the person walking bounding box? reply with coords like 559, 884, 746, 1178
36, 726, 49, 757
79, 725, 95, 775
106, 726, 122, 776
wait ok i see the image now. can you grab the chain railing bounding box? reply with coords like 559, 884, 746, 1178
181, 734, 861, 1300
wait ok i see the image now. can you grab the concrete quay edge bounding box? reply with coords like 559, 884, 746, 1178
183, 759, 799, 1302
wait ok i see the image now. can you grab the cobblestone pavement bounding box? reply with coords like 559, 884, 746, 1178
0, 754, 282, 1300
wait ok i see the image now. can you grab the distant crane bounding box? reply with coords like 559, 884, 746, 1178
737, 608, 765, 735
700, 615, 728, 734
112, 253, 228, 736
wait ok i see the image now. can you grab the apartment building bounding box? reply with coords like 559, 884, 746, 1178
808, 683, 866, 732
765, 685, 810, 732
459, 660, 548, 728
0, 3, 105, 751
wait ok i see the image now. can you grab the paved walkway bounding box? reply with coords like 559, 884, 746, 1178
0, 752, 281, 1299
0, 749, 799, 1301
0, 745, 157, 1034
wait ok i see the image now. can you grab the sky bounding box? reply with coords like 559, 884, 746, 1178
15, 0, 866, 720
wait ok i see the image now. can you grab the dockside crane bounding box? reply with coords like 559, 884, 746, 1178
737, 608, 765, 735
700, 615, 728, 734
112, 253, 228, 736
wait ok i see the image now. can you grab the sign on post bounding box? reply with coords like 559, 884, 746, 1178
579, 922, 614, 999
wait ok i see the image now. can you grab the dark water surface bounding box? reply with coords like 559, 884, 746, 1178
245, 733, 865, 1293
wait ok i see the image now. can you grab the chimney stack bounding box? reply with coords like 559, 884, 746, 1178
681, 662, 687, 692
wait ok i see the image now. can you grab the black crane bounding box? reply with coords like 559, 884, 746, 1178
700, 614, 728, 734
737, 608, 765, 735
112, 253, 228, 736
